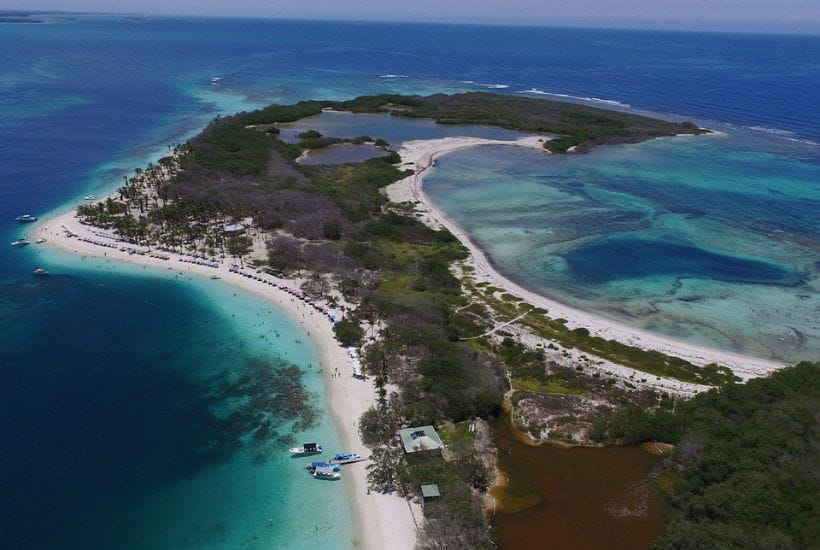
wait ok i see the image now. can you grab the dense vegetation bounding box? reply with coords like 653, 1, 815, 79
335, 92, 707, 152
231, 92, 706, 153
594, 361, 819, 549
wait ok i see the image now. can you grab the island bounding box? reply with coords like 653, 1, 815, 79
0, 11, 47, 23
34, 92, 816, 550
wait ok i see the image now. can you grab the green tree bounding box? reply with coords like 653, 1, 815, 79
366, 446, 408, 491
332, 318, 364, 347
226, 234, 253, 267
338, 277, 360, 298
359, 405, 399, 446
322, 218, 342, 240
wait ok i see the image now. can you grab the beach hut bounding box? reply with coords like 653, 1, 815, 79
398, 426, 444, 454
420, 484, 441, 503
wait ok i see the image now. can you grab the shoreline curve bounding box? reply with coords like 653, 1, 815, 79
385, 135, 787, 382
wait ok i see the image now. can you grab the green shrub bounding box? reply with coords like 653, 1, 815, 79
332, 318, 364, 346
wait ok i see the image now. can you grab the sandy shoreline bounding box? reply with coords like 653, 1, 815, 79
32, 211, 421, 550
385, 136, 788, 382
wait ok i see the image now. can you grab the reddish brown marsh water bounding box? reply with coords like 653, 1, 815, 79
491, 420, 666, 550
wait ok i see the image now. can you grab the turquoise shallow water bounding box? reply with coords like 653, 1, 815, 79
423, 135, 820, 362
1, 249, 355, 549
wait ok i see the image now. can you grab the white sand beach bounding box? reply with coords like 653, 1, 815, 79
385, 136, 788, 382
32, 211, 421, 550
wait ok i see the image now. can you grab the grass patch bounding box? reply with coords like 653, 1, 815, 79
438, 420, 477, 445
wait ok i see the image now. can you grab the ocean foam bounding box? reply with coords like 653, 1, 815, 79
516, 88, 630, 108
461, 80, 510, 89
744, 126, 817, 146
745, 125, 795, 136
379, 74, 408, 78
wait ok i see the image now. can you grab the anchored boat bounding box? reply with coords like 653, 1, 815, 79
312, 466, 341, 480
306, 461, 341, 473
16, 214, 37, 223
11, 239, 30, 248
33, 267, 49, 275
289, 442, 322, 456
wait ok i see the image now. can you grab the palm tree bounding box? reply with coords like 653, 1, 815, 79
226, 234, 253, 267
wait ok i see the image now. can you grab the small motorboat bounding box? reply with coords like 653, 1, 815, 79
11, 239, 30, 248
312, 466, 341, 480
83, 195, 96, 201
331, 452, 362, 464
33, 267, 49, 275
289, 442, 322, 456
306, 461, 341, 473
210, 275, 221, 280
16, 214, 38, 223
36, 238, 47, 244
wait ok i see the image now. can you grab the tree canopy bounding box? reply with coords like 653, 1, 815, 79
596, 362, 820, 550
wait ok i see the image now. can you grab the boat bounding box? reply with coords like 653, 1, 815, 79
33, 267, 49, 275
36, 238, 47, 244
331, 452, 363, 464
10, 239, 30, 248
289, 442, 322, 455
306, 461, 341, 473
210, 275, 221, 280
83, 195, 96, 201
16, 214, 37, 223
312, 466, 341, 480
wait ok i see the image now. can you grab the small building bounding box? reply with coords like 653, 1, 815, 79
223, 223, 246, 234
398, 425, 444, 454
420, 484, 441, 502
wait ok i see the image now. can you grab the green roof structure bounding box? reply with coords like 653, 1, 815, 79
420, 484, 441, 499
397, 425, 444, 453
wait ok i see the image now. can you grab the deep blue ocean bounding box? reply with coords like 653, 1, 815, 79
1, 14, 819, 548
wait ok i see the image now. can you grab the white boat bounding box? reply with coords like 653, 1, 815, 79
36, 238, 47, 244
83, 195, 96, 201
16, 214, 38, 223
306, 460, 341, 473
312, 466, 341, 480
11, 239, 30, 248
289, 442, 322, 455
331, 452, 363, 464
33, 267, 49, 275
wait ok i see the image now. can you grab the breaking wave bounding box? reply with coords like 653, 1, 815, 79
516, 88, 630, 108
